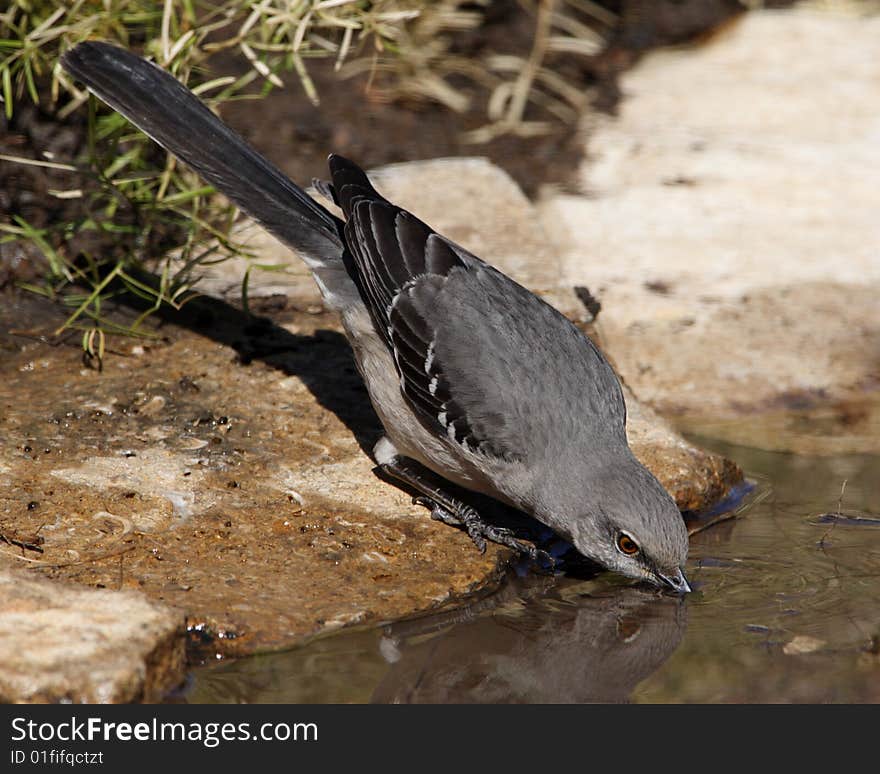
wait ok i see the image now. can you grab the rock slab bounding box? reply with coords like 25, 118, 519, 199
539, 6, 880, 452
0, 570, 184, 703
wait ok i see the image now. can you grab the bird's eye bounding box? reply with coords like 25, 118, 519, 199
616, 532, 640, 556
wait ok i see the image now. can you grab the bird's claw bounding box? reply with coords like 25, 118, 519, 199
413, 495, 546, 564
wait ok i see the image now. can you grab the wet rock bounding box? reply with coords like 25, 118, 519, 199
539, 6, 880, 453
0, 571, 183, 703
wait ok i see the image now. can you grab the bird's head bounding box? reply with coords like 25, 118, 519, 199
544, 454, 691, 592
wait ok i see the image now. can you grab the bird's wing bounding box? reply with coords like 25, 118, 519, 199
329, 155, 627, 463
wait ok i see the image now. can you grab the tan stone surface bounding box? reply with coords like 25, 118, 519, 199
0, 571, 183, 703
539, 7, 880, 451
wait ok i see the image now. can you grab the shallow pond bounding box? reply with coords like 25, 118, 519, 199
180, 434, 880, 703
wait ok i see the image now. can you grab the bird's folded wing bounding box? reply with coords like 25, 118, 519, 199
328, 155, 627, 465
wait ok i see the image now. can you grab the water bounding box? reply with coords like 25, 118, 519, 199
181, 437, 880, 703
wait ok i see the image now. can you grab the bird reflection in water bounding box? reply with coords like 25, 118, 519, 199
371, 578, 686, 703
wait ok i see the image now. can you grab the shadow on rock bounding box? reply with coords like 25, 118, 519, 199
141, 289, 385, 455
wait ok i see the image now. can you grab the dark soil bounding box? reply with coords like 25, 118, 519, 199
218, 0, 750, 197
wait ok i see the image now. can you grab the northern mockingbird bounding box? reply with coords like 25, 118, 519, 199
62, 42, 691, 593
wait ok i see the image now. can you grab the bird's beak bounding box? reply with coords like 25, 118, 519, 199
656, 567, 692, 594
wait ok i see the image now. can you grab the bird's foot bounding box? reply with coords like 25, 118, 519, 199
412, 495, 550, 565
379, 455, 551, 566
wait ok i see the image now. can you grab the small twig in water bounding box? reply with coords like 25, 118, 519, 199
818, 478, 847, 551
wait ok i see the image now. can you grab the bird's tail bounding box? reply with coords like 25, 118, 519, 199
61, 41, 352, 299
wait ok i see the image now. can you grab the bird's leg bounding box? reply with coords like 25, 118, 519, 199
379, 455, 546, 562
